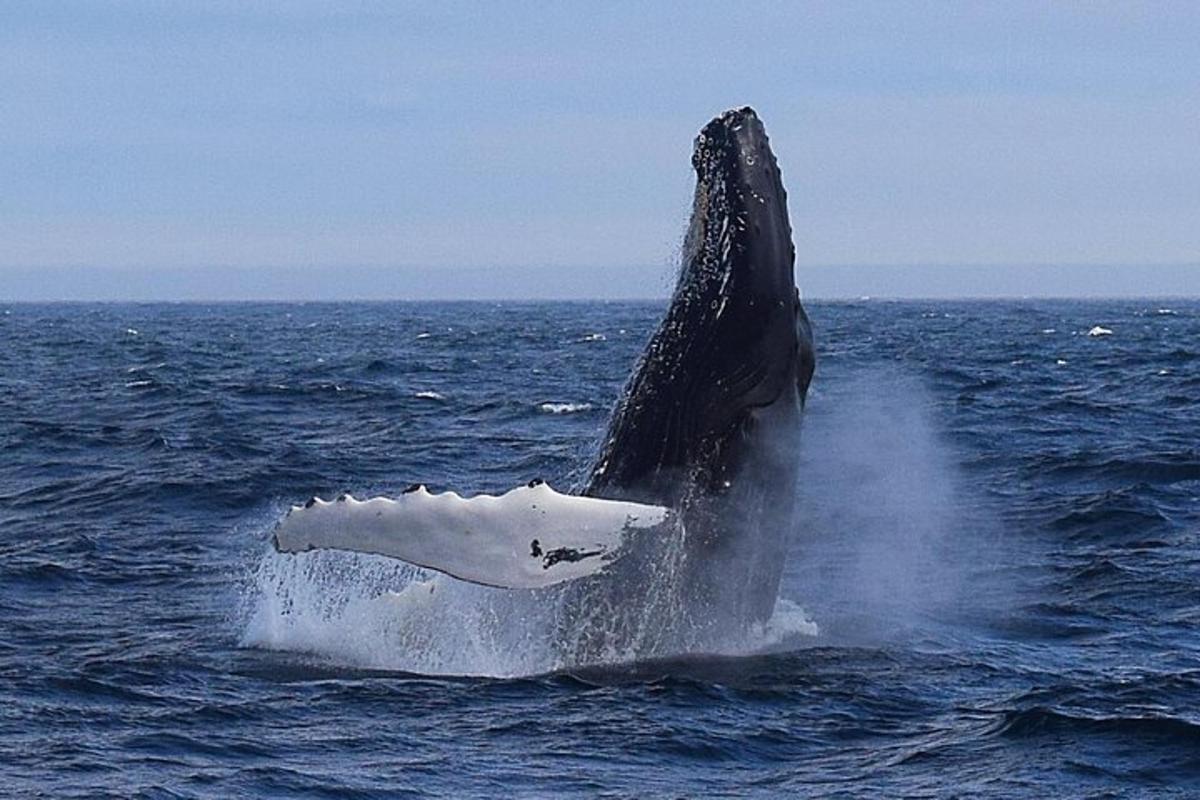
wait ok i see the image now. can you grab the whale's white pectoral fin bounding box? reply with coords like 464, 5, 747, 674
271, 482, 670, 589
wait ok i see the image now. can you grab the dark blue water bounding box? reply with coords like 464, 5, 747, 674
2, 300, 1198, 798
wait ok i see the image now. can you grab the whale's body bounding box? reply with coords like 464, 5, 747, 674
273, 107, 813, 660
568, 107, 815, 647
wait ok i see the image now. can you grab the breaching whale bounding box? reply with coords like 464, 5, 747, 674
549, 106, 815, 654
583, 106, 815, 630
274, 106, 814, 651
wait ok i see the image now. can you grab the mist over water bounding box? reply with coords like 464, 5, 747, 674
789, 367, 998, 641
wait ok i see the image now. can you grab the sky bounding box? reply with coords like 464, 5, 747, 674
2, 2, 1198, 299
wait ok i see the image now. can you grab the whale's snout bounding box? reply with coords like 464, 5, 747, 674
692, 107, 779, 189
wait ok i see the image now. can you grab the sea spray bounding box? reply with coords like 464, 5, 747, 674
786, 365, 1002, 640
240, 494, 819, 676
241, 549, 570, 677
238, 410, 823, 673
239, 363, 996, 674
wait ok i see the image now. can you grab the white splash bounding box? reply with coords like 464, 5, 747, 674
711, 598, 819, 655
243, 474, 816, 677
1087, 325, 1113, 337
538, 402, 594, 414
241, 543, 817, 678
241, 550, 565, 676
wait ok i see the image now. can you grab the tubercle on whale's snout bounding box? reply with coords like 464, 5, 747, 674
691, 107, 775, 184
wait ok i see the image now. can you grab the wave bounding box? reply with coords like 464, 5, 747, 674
363, 358, 394, 373
537, 402, 594, 414
993, 707, 1200, 742
1050, 487, 1174, 539
1043, 454, 1200, 487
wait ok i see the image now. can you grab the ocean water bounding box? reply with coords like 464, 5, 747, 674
2, 299, 1198, 798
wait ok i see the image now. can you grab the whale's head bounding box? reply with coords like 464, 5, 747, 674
587, 107, 814, 507
685, 106, 797, 325
680, 107, 814, 403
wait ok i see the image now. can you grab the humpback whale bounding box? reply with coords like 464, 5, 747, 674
562, 106, 815, 651
274, 106, 814, 658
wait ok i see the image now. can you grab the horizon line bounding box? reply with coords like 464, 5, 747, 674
3, 263, 1197, 302
6, 294, 1199, 304
2, 261, 1197, 270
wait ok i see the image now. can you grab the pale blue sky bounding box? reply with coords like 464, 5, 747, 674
2, 2, 1198, 299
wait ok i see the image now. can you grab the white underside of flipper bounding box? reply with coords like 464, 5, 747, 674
272, 482, 670, 589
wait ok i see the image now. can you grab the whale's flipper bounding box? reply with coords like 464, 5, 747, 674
272, 482, 670, 589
